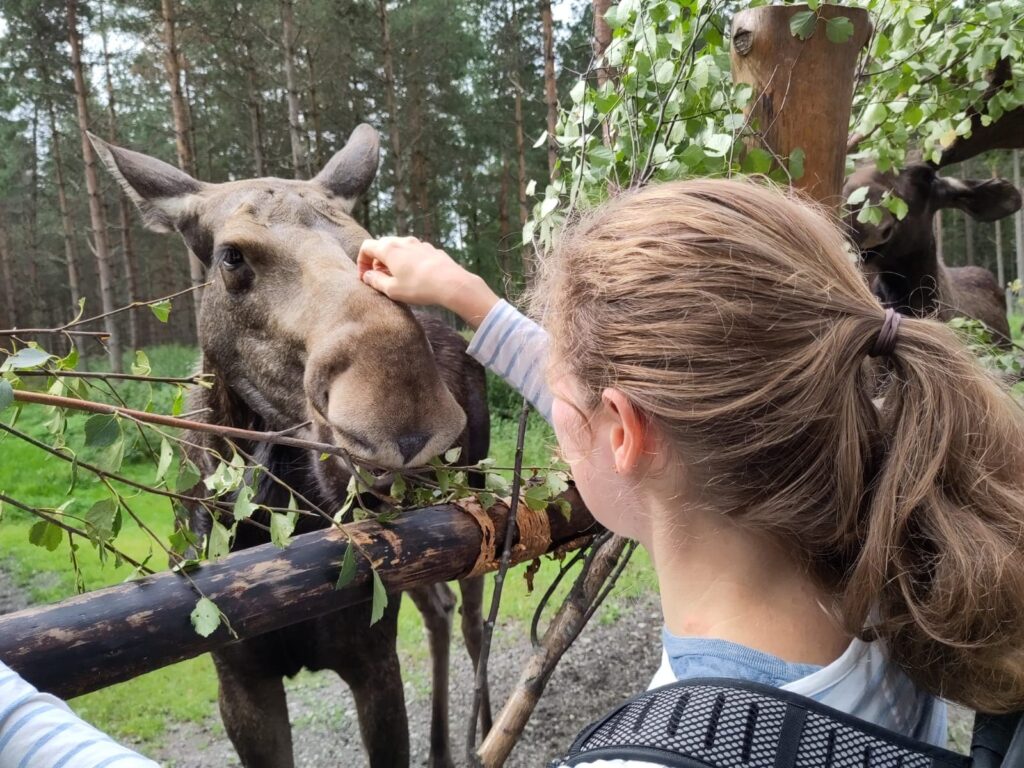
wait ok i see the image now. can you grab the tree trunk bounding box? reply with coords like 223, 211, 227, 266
1014, 149, 1023, 311
541, 0, 558, 178
509, 1, 531, 279
592, 0, 613, 87
729, 5, 871, 208
67, 0, 123, 372
306, 45, 325, 169
160, 0, 205, 334
498, 152, 512, 278
377, 0, 410, 235
48, 105, 87, 359
102, 11, 141, 351
28, 108, 43, 330
0, 215, 17, 330
281, 0, 308, 179
1, 495, 595, 700
243, 38, 267, 177
935, 210, 944, 263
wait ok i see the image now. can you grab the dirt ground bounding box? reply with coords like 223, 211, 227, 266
153, 594, 665, 767
0, 564, 973, 766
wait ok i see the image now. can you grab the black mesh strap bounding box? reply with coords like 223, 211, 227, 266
557, 678, 969, 768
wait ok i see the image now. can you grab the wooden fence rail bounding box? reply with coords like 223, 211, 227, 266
0, 492, 596, 700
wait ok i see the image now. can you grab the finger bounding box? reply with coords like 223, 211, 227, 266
357, 239, 380, 277
361, 268, 397, 296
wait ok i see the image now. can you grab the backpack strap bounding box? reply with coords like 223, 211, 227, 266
556, 678, 970, 768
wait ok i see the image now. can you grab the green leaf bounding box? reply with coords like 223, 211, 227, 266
856, 205, 884, 225
2, 347, 52, 371
150, 300, 172, 323
0, 379, 13, 412
85, 499, 122, 545
172, 386, 186, 417
270, 511, 298, 548
653, 60, 675, 85
703, 134, 733, 157
29, 520, 63, 551
84, 414, 121, 448
369, 569, 388, 626
208, 519, 232, 559
741, 148, 773, 175
175, 458, 201, 493
788, 148, 806, 180
156, 438, 174, 483
569, 79, 586, 104
190, 597, 221, 637
790, 10, 817, 41
883, 194, 909, 220
130, 350, 152, 376
524, 484, 551, 512
233, 484, 258, 521
485, 473, 510, 495
846, 185, 870, 206
389, 473, 407, 500
825, 16, 854, 44
443, 447, 462, 464
335, 545, 358, 590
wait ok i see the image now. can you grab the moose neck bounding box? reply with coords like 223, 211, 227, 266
873, 229, 954, 317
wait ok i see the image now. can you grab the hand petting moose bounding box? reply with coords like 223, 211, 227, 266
843, 61, 1024, 345
88, 125, 492, 768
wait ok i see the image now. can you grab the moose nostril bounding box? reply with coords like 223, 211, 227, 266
397, 433, 430, 464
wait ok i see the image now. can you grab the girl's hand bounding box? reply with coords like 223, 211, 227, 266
357, 236, 500, 329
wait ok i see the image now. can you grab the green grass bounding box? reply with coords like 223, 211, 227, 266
1010, 313, 1022, 343
0, 344, 656, 750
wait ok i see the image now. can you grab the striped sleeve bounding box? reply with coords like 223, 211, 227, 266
466, 300, 554, 424
0, 661, 160, 768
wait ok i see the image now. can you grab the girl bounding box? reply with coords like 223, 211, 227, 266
358, 178, 1024, 757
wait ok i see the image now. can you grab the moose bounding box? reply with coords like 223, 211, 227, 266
89, 125, 491, 768
842, 161, 1021, 341
843, 61, 1024, 343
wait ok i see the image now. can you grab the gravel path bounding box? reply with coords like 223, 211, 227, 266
155, 594, 665, 767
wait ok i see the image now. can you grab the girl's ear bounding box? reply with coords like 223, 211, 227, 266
600, 388, 650, 474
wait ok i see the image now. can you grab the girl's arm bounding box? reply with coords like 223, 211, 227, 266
358, 237, 553, 423
0, 660, 160, 767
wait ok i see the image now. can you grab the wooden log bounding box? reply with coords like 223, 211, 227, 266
0, 492, 596, 700
730, 4, 871, 208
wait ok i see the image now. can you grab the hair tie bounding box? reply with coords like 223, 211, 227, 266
869, 308, 902, 358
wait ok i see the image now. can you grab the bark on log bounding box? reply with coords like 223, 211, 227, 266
0, 494, 596, 700
730, 5, 871, 208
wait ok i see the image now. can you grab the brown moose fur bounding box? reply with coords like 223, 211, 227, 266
89, 125, 492, 768
843, 161, 1021, 343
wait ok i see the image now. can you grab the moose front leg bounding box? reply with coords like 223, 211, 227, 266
328, 600, 411, 768
458, 574, 493, 736
408, 583, 460, 768
213, 646, 295, 768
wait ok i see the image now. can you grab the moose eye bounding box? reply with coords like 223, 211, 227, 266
220, 247, 245, 271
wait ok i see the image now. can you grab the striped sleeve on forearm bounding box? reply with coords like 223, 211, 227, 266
0, 662, 160, 768
466, 300, 554, 424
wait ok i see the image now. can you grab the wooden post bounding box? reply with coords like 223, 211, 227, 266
0, 494, 596, 700
730, 4, 871, 208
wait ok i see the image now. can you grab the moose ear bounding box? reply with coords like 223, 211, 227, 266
932, 175, 1022, 222
313, 124, 380, 211
88, 132, 206, 232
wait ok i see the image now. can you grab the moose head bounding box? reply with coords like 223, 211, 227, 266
842, 57, 1024, 327
843, 162, 1021, 297
89, 125, 467, 469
